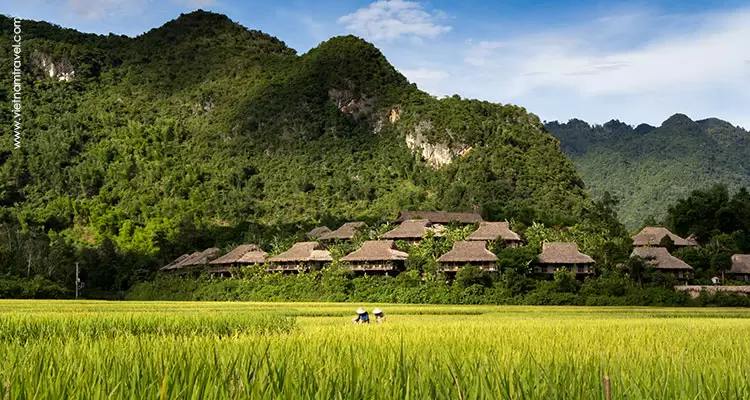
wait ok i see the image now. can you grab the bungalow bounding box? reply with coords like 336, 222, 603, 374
207, 244, 267, 276
380, 219, 440, 243
160, 248, 221, 274
394, 211, 483, 224
340, 240, 408, 274
437, 241, 498, 273
729, 254, 750, 282
466, 221, 524, 247
631, 226, 697, 247
307, 226, 332, 240
535, 242, 595, 276
266, 242, 332, 272
318, 222, 366, 242
631, 247, 693, 280
159, 253, 191, 273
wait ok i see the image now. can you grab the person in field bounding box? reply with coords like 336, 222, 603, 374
353, 307, 369, 324
373, 307, 385, 323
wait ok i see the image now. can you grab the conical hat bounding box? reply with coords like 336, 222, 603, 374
373, 308, 382, 314
356, 307, 366, 314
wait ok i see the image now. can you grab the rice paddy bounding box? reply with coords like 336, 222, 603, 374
1, 301, 749, 399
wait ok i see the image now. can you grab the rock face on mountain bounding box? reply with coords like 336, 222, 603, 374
0, 11, 587, 256
546, 115, 750, 228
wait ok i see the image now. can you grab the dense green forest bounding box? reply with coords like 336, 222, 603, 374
546, 115, 750, 229
0, 11, 588, 295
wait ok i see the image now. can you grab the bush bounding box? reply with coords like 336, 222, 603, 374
0, 275, 70, 299
123, 269, 739, 307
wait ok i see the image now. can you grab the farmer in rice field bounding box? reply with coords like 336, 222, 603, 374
352, 307, 370, 324
373, 308, 385, 323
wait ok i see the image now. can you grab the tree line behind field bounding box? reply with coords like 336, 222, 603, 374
126, 184, 750, 306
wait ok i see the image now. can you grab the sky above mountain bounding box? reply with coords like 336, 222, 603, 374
6, 0, 750, 128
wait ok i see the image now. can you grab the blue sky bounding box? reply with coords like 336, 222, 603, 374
5, 0, 750, 128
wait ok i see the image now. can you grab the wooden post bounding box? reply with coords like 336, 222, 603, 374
603, 376, 611, 400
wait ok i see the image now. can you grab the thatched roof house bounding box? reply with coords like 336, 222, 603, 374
266, 242, 332, 271
632, 227, 696, 247
159, 253, 191, 272
631, 247, 693, 279
395, 211, 483, 224
535, 243, 594, 275
319, 222, 366, 241
729, 254, 750, 282
183, 248, 221, 266
466, 222, 523, 246
437, 241, 498, 272
380, 219, 438, 242
207, 244, 267, 274
307, 226, 332, 239
161, 248, 221, 273
340, 240, 408, 272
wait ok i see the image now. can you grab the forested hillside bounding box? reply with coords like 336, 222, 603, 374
546, 115, 750, 229
0, 11, 588, 293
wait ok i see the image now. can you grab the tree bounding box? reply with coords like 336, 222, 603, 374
455, 265, 493, 289
551, 269, 580, 293
624, 256, 650, 288
659, 235, 676, 254
582, 192, 628, 238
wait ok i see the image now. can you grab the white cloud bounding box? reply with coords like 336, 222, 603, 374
400, 67, 450, 81
399, 67, 450, 94
65, 0, 214, 20
488, 12, 750, 98
338, 0, 451, 41
392, 8, 750, 128
66, 0, 148, 19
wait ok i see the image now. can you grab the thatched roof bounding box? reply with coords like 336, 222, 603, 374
209, 244, 266, 265
184, 248, 221, 266
467, 222, 522, 242
730, 254, 750, 274
340, 240, 408, 262
632, 227, 695, 247
631, 247, 693, 270
319, 222, 366, 241
172, 252, 201, 269
162, 248, 221, 271
267, 242, 332, 263
160, 253, 191, 271
437, 241, 498, 263
380, 219, 433, 240
537, 243, 594, 264
395, 211, 483, 224
307, 226, 332, 239
237, 249, 268, 264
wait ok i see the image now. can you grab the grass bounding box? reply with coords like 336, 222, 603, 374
1, 301, 749, 399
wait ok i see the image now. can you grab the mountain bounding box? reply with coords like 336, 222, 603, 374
0, 11, 588, 289
546, 114, 750, 229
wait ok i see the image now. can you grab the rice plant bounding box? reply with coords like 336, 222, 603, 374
1, 301, 749, 399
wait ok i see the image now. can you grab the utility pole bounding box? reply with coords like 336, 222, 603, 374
75, 262, 79, 300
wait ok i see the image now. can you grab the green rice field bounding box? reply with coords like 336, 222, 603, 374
1, 301, 749, 399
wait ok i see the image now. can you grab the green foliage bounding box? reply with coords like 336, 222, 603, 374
547, 115, 750, 229
659, 235, 676, 253
666, 184, 750, 246
0, 12, 590, 294
0, 275, 69, 299
454, 265, 494, 289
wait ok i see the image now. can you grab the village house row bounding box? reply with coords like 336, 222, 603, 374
160, 211, 750, 282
